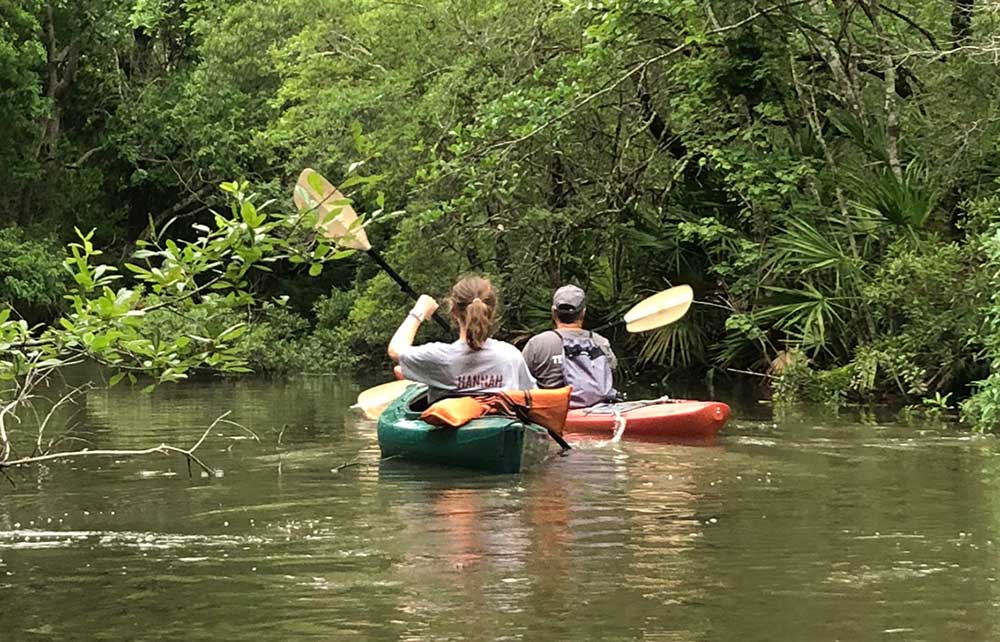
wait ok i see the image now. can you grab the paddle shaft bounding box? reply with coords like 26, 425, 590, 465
591, 296, 713, 333
589, 318, 623, 333
366, 248, 451, 332
548, 429, 571, 450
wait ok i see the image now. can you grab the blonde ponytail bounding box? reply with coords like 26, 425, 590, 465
464, 298, 491, 350
449, 277, 497, 351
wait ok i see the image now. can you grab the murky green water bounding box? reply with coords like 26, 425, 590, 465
1, 377, 999, 641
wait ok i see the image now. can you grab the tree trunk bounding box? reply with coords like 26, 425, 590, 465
868, 1, 903, 180
34, 2, 79, 163
22, 2, 80, 225
807, 0, 865, 121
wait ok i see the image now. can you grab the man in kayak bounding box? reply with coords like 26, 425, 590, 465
522, 285, 619, 408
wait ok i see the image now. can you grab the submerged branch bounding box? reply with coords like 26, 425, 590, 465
0, 445, 212, 476
0, 409, 236, 478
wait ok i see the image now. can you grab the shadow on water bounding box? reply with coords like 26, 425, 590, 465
1, 369, 1000, 641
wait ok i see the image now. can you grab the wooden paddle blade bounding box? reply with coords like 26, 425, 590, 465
293, 168, 372, 251
352, 379, 417, 419
623, 285, 694, 333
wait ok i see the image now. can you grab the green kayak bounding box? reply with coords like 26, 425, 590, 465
376, 384, 552, 473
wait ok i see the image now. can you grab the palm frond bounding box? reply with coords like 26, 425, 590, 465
768, 218, 865, 293
638, 317, 707, 368
773, 218, 853, 274
754, 283, 851, 355
828, 108, 889, 163
847, 162, 937, 229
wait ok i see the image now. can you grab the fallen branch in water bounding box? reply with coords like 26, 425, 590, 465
0, 357, 258, 481
0, 410, 242, 480
331, 457, 361, 473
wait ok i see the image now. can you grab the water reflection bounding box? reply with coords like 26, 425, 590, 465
1, 376, 999, 641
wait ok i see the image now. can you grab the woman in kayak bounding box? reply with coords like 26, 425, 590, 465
388, 276, 536, 400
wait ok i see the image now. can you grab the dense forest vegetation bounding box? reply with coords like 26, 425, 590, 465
2, 0, 1000, 428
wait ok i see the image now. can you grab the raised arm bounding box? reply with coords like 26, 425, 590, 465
388, 294, 439, 362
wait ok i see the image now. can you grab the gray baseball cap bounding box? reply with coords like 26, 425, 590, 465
552, 284, 586, 313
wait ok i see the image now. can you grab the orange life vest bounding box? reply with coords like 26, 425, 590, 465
421, 387, 571, 435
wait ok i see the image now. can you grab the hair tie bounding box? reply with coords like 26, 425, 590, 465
472, 297, 482, 304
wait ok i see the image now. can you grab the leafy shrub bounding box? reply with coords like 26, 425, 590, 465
772, 348, 852, 407
140, 297, 330, 375
0, 227, 67, 316
962, 226, 1000, 431
855, 238, 982, 397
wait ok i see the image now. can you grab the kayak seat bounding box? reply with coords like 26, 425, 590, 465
406, 390, 433, 413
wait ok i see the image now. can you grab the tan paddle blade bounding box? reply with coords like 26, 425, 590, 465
623, 285, 694, 333
293, 168, 372, 251
352, 379, 416, 420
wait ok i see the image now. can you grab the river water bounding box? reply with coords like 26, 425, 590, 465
1, 376, 998, 641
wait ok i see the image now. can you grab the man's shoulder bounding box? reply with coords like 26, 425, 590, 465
524, 330, 561, 351
591, 331, 612, 346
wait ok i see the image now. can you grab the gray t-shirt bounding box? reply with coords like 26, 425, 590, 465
522, 329, 617, 388
399, 338, 537, 401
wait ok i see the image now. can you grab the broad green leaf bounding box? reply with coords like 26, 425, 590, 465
218, 323, 247, 342
307, 173, 327, 197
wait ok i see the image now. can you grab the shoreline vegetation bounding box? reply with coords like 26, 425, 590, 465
2, 1, 1000, 437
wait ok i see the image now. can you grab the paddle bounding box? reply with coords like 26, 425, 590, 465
352, 285, 696, 421
293, 168, 451, 332
591, 284, 694, 333
351, 379, 415, 420
544, 425, 571, 450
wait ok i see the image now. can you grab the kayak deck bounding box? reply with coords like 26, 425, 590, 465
564, 399, 730, 439
376, 384, 551, 473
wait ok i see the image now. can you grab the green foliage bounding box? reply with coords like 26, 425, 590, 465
862, 239, 981, 395
849, 164, 938, 229
0, 227, 66, 313
0, 181, 351, 387
139, 298, 323, 375
772, 350, 852, 408
962, 225, 1000, 432
4, 0, 1000, 426
0, 0, 44, 207
900, 392, 957, 425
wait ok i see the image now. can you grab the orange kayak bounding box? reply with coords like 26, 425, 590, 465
564, 399, 730, 440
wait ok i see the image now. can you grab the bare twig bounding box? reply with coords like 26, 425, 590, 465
727, 368, 777, 379
0, 410, 237, 478
709, 0, 811, 36
36, 383, 91, 457
0, 445, 211, 476
331, 457, 361, 473
481, 43, 689, 154
479, 2, 812, 155
66, 145, 105, 169
218, 418, 259, 441
880, 4, 939, 50
187, 410, 233, 455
